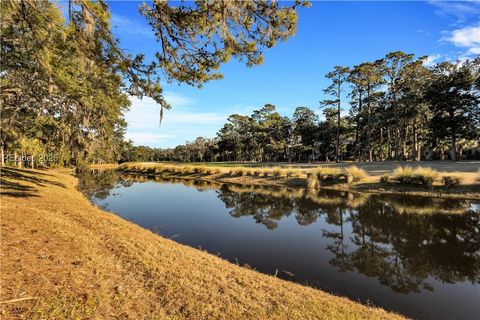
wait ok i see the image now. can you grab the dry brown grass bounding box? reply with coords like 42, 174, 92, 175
116, 162, 480, 199
89, 163, 120, 170
345, 166, 367, 183
0, 167, 404, 320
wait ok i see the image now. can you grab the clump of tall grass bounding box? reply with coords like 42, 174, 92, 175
159, 165, 176, 173
345, 166, 366, 183
181, 166, 194, 174
235, 167, 247, 176
312, 167, 345, 183
392, 166, 415, 184
392, 166, 439, 189
307, 173, 319, 190
172, 166, 183, 173
413, 167, 439, 189
146, 167, 156, 174
252, 168, 262, 177
272, 166, 283, 177
210, 167, 222, 174
442, 174, 463, 188
285, 169, 294, 178
284, 168, 303, 178
192, 166, 202, 173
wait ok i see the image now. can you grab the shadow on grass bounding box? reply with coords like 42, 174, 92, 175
0, 167, 65, 198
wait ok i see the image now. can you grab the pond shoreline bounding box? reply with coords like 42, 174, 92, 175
105, 162, 480, 200
1, 167, 404, 319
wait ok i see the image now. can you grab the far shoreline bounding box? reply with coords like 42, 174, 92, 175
90, 161, 480, 201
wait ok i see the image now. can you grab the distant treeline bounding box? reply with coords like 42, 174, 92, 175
126, 53, 480, 163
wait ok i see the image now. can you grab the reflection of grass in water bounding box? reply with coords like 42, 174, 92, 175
116, 168, 475, 215
117, 171, 373, 210
378, 196, 470, 215
306, 193, 346, 207
226, 184, 306, 199
346, 193, 370, 208
304, 187, 369, 208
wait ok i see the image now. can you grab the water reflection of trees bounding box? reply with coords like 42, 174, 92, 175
217, 185, 295, 229
341, 202, 479, 293
215, 186, 480, 293
77, 169, 126, 199
78, 172, 480, 294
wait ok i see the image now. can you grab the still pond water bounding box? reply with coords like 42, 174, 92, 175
79, 171, 480, 320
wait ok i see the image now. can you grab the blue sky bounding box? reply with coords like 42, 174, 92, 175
63, 1, 480, 147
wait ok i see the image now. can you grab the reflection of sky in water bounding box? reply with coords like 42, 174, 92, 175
470, 202, 480, 212
80, 172, 480, 320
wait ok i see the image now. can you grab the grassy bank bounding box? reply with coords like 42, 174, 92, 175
0, 167, 403, 319
113, 162, 480, 200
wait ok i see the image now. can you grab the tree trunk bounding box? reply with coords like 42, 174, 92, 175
0, 145, 4, 166
413, 123, 420, 161
380, 127, 384, 161
354, 91, 362, 162
353, 124, 359, 162
367, 88, 372, 162
402, 124, 408, 160
387, 128, 392, 160
31, 156, 34, 169
335, 98, 340, 163
16, 151, 22, 168
451, 133, 457, 161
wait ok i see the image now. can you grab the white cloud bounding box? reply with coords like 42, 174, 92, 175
448, 25, 480, 47
429, 1, 480, 20
424, 54, 442, 67
163, 92, 194, 108
443, 24, 480, 57
124, 91, 280, 147
469, 46, 480, 54
125, 95, 226, 130
124, 94, 249, 147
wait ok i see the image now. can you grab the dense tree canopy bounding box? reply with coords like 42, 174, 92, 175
1, 0, 130, 166
0, 0, 306, 167
133, 53, 480, 163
